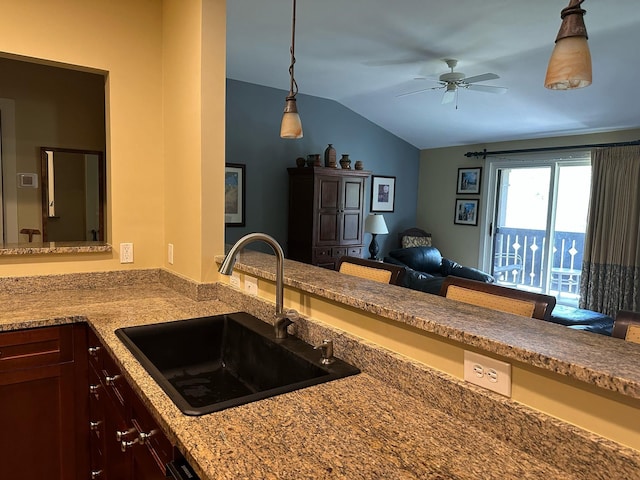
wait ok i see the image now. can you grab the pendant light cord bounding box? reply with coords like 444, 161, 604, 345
287, 0, 298, 99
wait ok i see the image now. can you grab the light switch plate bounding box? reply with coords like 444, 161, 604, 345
229, 272, 241, 289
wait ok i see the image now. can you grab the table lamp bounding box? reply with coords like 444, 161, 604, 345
364, 214, 388, 260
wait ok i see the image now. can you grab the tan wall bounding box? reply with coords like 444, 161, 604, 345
0, 0, 226, 281
418, 128, 640, 268
162, 0, 226, 283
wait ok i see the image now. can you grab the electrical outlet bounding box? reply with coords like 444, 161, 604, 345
244, 275, 258, 295
229, 272, 241, 289
120, 243, 134, 264
463, 350, 511, 397
168, 244, 174, 265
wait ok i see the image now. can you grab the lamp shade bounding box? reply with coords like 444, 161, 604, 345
365, 214, 388, 235
280, 98, 303, 139
544, 0, 591, 90
544, 36, 592, 90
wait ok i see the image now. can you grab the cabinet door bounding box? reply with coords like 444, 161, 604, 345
0, 360, 76, 480
315, 175, 341, 245
341, 177, 365, 245
102, 390, 134, 480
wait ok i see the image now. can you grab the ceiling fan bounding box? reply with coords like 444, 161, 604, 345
397, 59, 508, 105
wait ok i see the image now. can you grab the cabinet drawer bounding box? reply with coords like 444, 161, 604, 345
347, 247, 362, 257
312, 247, 332, 259
332, 247, 347, 258
101, 350, 129, 410
0, 325, 73, 372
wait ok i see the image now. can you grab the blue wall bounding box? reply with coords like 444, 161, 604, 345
225, 79, 419, 258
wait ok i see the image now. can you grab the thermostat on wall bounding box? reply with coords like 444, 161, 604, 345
17, 173, 38, 188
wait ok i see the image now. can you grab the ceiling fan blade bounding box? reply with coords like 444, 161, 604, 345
442, 88, 456, 104
463, 72, 499, 84
363, 57, 426, 67
467, 84, 508, 94
396, 84, 443, 98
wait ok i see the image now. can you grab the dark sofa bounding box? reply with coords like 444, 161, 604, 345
384, 246, 494, 294
383, 244, 613, 336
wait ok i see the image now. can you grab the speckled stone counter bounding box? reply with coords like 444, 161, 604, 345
1, 272, 639, 479
0, 241, 111, 255
220, 250, 640, 401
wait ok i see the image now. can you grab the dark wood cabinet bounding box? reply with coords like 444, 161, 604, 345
87, 326, 173, 480
288, 167, 371, 269
0, 324, 89, 480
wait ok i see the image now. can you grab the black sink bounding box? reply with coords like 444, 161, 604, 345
115, 312, 360, 415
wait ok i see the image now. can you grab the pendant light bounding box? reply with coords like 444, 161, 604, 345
280, 0, 303, 139
544, 0, 592, 90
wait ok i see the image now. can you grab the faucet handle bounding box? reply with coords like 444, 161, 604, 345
314, 339, 334, 365
274, 309, 298, 339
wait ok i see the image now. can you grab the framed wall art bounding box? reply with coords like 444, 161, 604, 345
225, 163, 245, 226
370, 175, 396, 212
454, 198, 479, 226
456, 167, 482, 194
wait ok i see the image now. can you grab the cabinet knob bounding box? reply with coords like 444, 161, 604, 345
116, 427, 136, 442
138, 429, 157, 445
105, 374, 121, 386
88, 346, 101, 357
89, 384, 101, 398
89, 420, 102, 431
90, 470, 103, 479
121, 437, 140, 452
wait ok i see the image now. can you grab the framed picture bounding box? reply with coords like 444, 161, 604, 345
456, 167, 482, 194
225, 163, 245, 226
371, 175, 396, 212
454, 198, 479, 226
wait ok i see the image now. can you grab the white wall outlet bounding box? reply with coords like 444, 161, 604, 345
168, 243, 174, 265
120, 243, 134, 264
244, 275, 258, 295
229, 272, 241, 289
463, 350, 511, 397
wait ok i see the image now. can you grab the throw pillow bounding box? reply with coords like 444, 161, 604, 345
402, 235, 432, 248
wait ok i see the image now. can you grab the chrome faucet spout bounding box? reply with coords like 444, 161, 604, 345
219, 233, 297, 336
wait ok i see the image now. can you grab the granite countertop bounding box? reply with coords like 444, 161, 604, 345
222, 251, 640, 401
0, 241, 112, 256
0, 281, 583, 480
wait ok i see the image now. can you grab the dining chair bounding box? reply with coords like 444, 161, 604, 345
612, 310, 640, 344
439, 276, 556, 320
337, 256, 405, 285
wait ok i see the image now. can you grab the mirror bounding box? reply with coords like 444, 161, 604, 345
0, 55, 106, 247
40, 147, 105, 242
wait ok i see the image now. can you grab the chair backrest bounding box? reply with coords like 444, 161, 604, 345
337, 256, 405, 285
612, 310, 640, 344
439, 276, 556, 320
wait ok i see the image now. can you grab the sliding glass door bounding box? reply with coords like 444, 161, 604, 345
483, 154, 591, 306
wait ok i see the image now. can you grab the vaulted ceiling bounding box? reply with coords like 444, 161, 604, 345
227, 0, 640, 149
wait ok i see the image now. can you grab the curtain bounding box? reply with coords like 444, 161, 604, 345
580, 146, 640, 317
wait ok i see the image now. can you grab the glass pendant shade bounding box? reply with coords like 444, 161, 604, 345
280, 98, 303, 139
544, 36, 592, 90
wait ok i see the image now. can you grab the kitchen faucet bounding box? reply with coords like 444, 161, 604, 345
218, 233, 298, 339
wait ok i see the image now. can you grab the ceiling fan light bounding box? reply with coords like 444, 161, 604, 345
544, 0, 591, 90
280, 97, 303, 139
